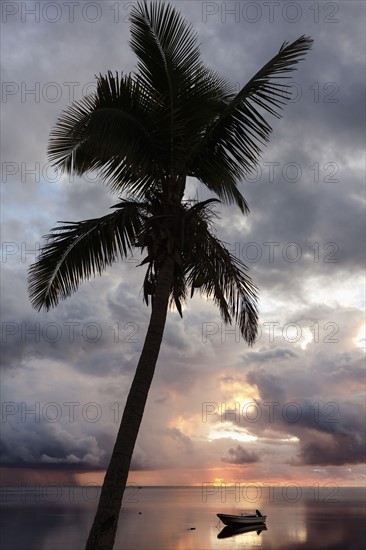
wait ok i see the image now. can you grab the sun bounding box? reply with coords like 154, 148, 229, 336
214, 477, 225, 485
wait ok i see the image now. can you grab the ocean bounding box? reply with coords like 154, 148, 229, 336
1, 485, 365, 549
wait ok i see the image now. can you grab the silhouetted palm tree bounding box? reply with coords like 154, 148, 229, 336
28, 2, 312, 548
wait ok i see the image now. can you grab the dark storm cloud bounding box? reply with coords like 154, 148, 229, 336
0, 416, 107, 470
294, 430, 365, 466
1, 259, 144, 376
290, 400, 366, 466
246, 367, 289, 402
222, 445, 260, 464
243, 360, 366, 466
1, 3, 135, 168
246, 350, 365, 402
218, 164, 365, 300
0, 295, 141, 377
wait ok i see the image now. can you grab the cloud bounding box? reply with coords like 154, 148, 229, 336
168, 427, 193, 450
290, 400, 366, 466
242, 358, 366, 467
222, 445, 260, 464
294, 430, 365, 467
0, 416, 107, 471
246, 347, 299, 361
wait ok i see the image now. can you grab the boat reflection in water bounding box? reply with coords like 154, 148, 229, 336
218, 523, 268, 539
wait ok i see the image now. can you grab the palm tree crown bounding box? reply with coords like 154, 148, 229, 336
29, 1, 312, 347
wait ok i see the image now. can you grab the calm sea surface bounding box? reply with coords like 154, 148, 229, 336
1, 486, 365, 549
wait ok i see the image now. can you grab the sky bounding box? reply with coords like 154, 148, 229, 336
1, 0, 365, 491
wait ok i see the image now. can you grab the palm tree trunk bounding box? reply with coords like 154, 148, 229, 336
85, 256, 175, 550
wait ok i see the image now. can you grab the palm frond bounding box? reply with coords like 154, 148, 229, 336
191, 36, 313, 186
139, 198, 258, 344
187, 230, 258, 344
204, 175, 251, 214
130, 1, 228, 186
130, 0, 202, 96
48, 72, 162, 196
28, 203, 143, 311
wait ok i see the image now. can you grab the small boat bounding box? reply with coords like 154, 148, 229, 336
217, 509, 266, 526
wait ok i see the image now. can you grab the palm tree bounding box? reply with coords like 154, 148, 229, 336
28, 2, 312, 548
